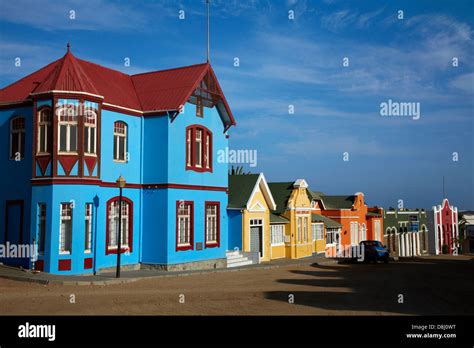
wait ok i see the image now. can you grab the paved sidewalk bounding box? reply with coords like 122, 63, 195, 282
0, 254, 338, 286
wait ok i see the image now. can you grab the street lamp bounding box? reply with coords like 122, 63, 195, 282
116, 175, 126, 278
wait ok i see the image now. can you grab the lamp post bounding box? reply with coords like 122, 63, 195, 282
116, 175, 126, 278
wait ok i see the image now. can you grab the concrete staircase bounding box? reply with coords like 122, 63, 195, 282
226, 250, 254, 268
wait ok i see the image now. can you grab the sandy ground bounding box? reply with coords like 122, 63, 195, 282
0, 255, 472, 315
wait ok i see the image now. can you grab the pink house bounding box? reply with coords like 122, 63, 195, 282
432, 199, 459, 255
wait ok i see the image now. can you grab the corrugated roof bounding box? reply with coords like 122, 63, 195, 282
228, 174, 260, 209
132, 63, 208, 111
0, 48, 236, 127
311, 214, 342, 228
268, 182, 294, 215
270, 213, 289, 224
320, 195, 355, 209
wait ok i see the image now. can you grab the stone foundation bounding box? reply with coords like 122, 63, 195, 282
141, 258, 227, 272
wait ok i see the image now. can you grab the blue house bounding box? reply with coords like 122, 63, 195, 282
0, 46, 236, 274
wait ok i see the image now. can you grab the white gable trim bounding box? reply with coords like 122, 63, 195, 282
249, 201, 266, 212
246, 173, 277, 211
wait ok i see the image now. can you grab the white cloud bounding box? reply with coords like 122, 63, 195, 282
450, 73, 474, 93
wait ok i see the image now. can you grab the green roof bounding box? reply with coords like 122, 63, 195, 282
228, 174, 260, 209
320, 195, 355, 209
270, 213, 290, 224
311, 214, 342, 228
307, 190, 324, 201
267, 182, 293, 214
366, 211, 381, 217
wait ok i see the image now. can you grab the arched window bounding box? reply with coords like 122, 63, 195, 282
106, 197, 133, 254
10, 116, 25, 160
84, 109, 97, 155
186, 125, 212, 172
113, 121, 127, 162
57, 105, 78, 153
37, 108, 52, 154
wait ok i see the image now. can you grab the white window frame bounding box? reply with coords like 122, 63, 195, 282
205, 133, 210, 169
195, 129, 202, 168
205, 203, 218, 244
59, 203, 73, 254
9, 116, 25, 160
271, 225, 285, 246
57, 106, 78, 154
85, 203, 93, 253
186, 128, 192, 166
374, 220, 381, 241
297, 217, 302, 243
113, 121, 127, 162
350, 221, 359, 245
303, 218, 308, 242
177, 202, 192, 247
312, 223, 324, 241
108, 200, 130, 250
84, 110, 97, 156
37, 108, 52, 155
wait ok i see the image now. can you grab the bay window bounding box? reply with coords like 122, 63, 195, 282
176, 201, 193, 251
37, 108, 52, 154
84, 110, 97, 155
10, 116, 25, 159
58, 105, 78, 153
185, 125, 212, 172
205, 202, 219, 247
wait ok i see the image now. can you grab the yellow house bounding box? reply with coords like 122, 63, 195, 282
228, 173, 277, 262
268, 179, 314, 259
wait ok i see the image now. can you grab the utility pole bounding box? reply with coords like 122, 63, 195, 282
206, 0, 210, 62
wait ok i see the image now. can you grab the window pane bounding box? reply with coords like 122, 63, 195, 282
113, 135, 118, 160
205, 134, 210, 168
196, 142, 201, 167
59, 125, 67, 152
119, 136, 125, 161
90, 128, 96, 154
84, 127, 90, 153
69, 125, 77, 152
46, 124, 52, 153
39, 125, 46, 152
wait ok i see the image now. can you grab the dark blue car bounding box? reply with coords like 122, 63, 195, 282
359, 240, 389, 263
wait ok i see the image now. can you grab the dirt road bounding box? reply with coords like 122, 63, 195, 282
0, 255, 472, 315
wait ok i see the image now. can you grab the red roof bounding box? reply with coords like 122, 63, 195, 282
0, 48, 235, 126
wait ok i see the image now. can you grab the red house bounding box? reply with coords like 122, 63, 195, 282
432, 199, 459, 255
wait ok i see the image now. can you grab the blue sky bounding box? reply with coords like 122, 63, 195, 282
0, 0, 473, 209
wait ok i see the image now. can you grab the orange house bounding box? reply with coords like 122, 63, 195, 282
315, 192, 383, 249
